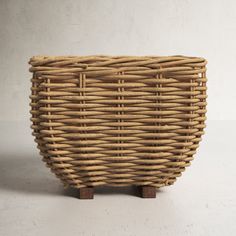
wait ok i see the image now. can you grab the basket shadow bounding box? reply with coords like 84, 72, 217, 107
63, 185, 139, 198
64, 184, 164, 198
0, 152, 64, 196
0, 151, 164, 198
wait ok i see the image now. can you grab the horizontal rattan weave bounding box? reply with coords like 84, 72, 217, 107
29, 55, 207, 188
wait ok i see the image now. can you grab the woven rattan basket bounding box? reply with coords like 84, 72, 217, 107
29, 55, 207, 198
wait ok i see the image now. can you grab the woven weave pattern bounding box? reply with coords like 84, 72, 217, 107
29, 55, 207, 188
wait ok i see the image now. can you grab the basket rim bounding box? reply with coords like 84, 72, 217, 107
29, 55, 207, 66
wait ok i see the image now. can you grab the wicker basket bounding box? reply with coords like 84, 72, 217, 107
29, 55, 207, 198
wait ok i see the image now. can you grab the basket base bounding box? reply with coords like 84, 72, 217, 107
139, 186, 157, 198
76, 186, 156, 199
78, 187, 94, 199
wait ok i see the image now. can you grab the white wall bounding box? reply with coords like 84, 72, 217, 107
1, 0, 235, 121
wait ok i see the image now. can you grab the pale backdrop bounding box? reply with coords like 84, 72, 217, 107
1, 0, 236, 121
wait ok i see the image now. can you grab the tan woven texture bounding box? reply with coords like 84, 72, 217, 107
29, 55, 207, 188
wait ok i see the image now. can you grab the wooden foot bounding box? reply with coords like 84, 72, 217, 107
140, 186, 156, 198
79, 187, 94, 199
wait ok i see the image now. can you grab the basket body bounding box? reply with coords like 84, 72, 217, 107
29, 55, 207, 188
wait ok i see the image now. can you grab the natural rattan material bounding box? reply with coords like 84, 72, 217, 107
29, 55, 207, 189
